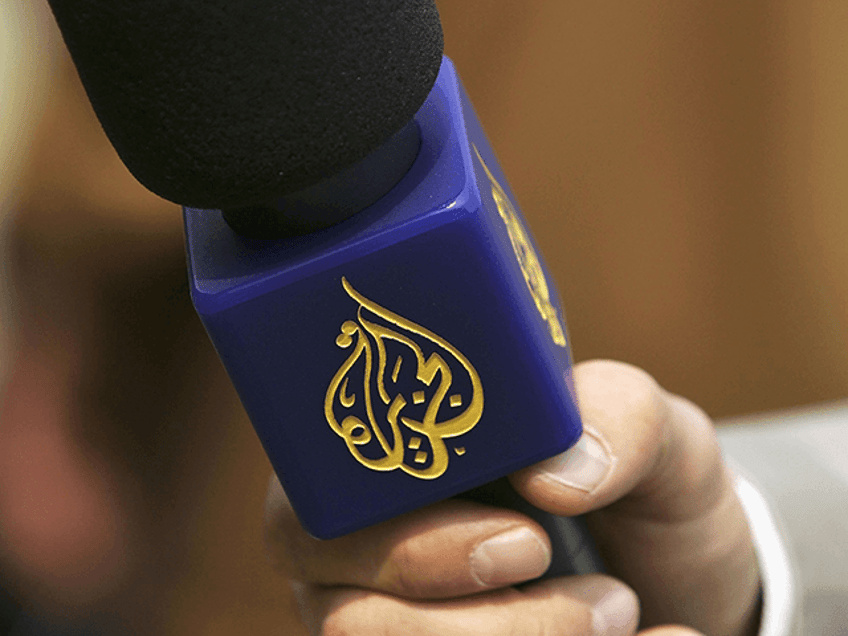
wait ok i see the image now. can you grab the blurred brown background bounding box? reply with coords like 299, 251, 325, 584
1, 0, 847, 634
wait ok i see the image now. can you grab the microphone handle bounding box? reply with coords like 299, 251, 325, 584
461, 477, 605, 579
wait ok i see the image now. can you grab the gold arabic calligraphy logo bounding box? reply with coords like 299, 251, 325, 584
474, 146, 568, 347
325, 278, 483, 480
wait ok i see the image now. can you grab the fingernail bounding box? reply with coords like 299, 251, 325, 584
591, 587, 639, 636
469, 527, 551, 587
536, 430, 613, 493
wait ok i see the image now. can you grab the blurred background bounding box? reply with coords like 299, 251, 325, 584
1, 0, 846, 634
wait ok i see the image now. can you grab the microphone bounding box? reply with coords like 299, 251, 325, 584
46, 0, 603, 576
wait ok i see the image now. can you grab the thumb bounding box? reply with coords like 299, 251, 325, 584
507, 360, 760, 636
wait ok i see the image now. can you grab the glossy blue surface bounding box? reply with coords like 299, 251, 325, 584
184, 57, 582, 539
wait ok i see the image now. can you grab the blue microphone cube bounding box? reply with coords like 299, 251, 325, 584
183, 57, 582, 539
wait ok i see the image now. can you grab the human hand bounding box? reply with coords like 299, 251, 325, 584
264, 360, 761, 636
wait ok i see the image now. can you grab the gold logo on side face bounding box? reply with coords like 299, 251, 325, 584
325, 278, 483, 480
474, 146, 567, 347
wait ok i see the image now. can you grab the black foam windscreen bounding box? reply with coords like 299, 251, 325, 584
46, 0, 444, 210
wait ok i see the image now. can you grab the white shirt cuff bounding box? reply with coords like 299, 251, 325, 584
731, 462, 802, 636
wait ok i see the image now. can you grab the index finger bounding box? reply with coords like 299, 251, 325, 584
264, 477, 552, 598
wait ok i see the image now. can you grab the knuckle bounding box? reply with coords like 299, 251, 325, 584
579, 359, 666, 411
383, 538, 433, 598
506, 604, 592, 636
610, 362, 667, 426
320, 593, 391, 636
263, 529, 306, 578
579, 359, 670, 440
263, 480, 310, 578
322, 616, 356, 636
507, 613, 547, 636
320, 613, 355, 636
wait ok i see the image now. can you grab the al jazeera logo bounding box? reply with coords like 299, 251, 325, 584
325, 278, 483, 480
474, 146, 568, 348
